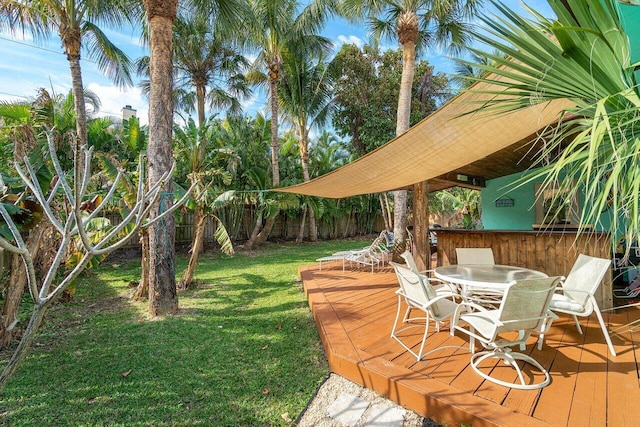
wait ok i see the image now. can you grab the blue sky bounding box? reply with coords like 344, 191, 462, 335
0, 1, 552, 126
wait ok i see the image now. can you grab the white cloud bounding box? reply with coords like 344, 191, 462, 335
87, 83, 148, 125
336, 35, 364, 49
241, 94, 258, 115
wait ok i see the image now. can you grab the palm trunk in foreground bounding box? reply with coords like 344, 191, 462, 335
299, 129, 317, 242
145, 0, 178, 316
62, 26, 88, 150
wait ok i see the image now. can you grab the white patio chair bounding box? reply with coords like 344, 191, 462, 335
400, 251, 458, 294
390, 262, 461, 362
456, 247, 495, 265
455, 247, 502, 306
541, 254, 616, 356
400, 250, 431, 275
451, 276, 561, 389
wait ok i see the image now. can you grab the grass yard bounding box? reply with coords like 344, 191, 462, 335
0, 239, 369, 426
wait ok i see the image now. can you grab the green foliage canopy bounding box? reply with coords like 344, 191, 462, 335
329, 44, 449, 156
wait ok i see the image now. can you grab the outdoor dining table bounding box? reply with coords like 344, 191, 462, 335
433, 264, 549, 294
434, 264, 550, 350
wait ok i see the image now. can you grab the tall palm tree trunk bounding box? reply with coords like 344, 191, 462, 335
145, 0, 178, 316
391, 37, 417, 262
269, 74, 280, 188
296, 204, 307, 243
412, 181, 429, 271
196, 84, 206, 128
62, 27, 88, 149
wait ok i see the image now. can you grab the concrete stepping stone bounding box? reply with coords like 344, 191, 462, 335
362, 404, 406, 427
326, 393, 370, 426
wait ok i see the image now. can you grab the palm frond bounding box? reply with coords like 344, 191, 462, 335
466, 0, 640, 254
82, 21, 133, 87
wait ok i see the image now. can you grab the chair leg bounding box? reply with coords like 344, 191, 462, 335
573, 315, 583, 334
391, 295, 403, 336
537, 316, 555, 351
416, 316, 431, 361
403, 306, 412, 323
592, 298, 617, 357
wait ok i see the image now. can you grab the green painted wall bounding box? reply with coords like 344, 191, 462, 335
480, 171, 615, 232
618, 3, 640, 63
480, 172, 537, 230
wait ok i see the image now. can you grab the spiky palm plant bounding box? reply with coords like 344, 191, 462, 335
463, 0, 640, 256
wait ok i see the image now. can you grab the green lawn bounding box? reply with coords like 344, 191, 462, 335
0, 239, 368, 426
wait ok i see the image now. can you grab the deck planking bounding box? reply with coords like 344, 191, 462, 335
300, 263, 640, 426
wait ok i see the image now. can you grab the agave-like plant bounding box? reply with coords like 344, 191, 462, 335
461, 0, 640, 255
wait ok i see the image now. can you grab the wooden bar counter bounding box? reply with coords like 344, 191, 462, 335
434, 228, 613, 309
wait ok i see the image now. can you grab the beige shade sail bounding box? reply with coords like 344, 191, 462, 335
276, 80, 573, 199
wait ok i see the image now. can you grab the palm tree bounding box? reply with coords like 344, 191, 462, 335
136, 11, 251, 128
142, 0, 180, 316
0, 0, 133, 150
173, 118, 236, 290
279, 51, 334, 241
173, 13, 250, 126
341, 0, 481, 264
244, 0, 332, 249
140, 0, 245, 316
309, 130, 349, 177
461, 0, 640, 257
450, 50, 504, 90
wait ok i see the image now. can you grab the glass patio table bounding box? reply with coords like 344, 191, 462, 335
435, 264, 550, 350
434, 264, 548, 294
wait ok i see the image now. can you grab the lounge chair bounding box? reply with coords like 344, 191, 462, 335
348, 232, 390, 272
316, 231, 390, 272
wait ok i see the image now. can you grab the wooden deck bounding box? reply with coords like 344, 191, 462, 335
300, 263, 640, 427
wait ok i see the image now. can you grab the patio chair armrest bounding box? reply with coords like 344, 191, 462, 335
457, 300, 489, 314
554, 276, 567, 288
428, 278, 460, 294
410, 292, 459, 310
451, 302, 501, 331
555, 287, 591, 296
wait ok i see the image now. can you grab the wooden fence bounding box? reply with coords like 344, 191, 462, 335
103, 209, 385, 249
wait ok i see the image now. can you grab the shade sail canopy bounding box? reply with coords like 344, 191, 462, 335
276, 80, 573, 199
